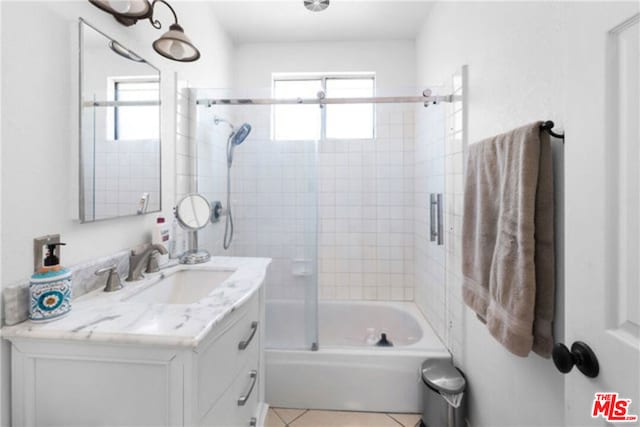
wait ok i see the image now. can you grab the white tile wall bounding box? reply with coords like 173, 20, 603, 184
193, 94, 229, 256
199, 102, 417, 303
317, 104, 415, 302
175, 88, 233, 257
179, 88, 300, 263
193, 104, 318, 304
173, 86, 195, 256
175, 86, 196, 199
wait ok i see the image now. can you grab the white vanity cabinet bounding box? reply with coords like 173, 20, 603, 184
8, 290, 265, 427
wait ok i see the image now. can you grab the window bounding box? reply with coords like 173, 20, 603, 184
325, 77, 374, 139
108, 78, 160, 141
273, 79, 322, 141
272, 74, 375, 141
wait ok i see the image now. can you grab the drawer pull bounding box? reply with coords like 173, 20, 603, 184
237, 370, 257, 406
238, 321, 258, 350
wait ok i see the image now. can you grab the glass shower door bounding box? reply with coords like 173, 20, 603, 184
255, 136, 319, 351
194, 96, 319, 351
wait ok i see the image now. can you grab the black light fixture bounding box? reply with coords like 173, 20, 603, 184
88, 0, 200, 62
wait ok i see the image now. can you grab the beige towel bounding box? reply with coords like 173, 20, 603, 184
462, 121, 555, 358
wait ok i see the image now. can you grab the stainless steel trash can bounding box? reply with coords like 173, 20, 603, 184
421, 359, 466, 427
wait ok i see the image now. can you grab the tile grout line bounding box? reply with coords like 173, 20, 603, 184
286, 409, 309, 426
386, 413, 406, 427
272, 408, 309, 426
271, 408, 288, 426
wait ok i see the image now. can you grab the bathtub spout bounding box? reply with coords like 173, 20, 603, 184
376, 333, 393, 347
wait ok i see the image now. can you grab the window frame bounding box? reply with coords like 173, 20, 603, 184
271, 73, 376, 141
107, 76, 160, 142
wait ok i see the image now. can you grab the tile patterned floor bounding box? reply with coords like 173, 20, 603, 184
266, 407, 421, 427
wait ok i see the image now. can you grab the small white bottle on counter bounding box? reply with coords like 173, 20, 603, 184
152, 216, 171, 266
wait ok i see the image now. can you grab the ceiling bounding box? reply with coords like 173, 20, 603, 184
207, 1, 434, 43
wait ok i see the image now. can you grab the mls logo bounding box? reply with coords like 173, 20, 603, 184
592, 393, 638, 422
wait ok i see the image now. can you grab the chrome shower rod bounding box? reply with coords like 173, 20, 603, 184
83, 100, 161, 107
196, 93, 458, 108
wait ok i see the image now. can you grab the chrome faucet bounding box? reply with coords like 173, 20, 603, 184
126, 244, 168, 282
95, 264, 124, 292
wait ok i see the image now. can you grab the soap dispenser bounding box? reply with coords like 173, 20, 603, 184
29, 242, 72, 322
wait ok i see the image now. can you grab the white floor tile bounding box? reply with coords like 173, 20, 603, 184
387, 413, 421, 427
273, 407, 308, 424
290, 410, 399, 427
266, 409, 286, 427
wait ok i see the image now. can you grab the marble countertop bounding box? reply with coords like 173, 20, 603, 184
1, 257, 270, 348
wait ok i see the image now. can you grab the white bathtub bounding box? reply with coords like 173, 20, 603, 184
265, 300, 450, 413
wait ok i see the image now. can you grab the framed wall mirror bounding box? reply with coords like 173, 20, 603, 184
79, 19, 161, 223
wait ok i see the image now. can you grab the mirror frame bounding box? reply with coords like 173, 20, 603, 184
175, 194, 213, 231
78, 18, 162, 223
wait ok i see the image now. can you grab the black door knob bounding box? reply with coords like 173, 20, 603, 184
552, 341, 599, 378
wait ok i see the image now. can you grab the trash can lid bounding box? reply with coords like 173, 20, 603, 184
421, 359, 466, 394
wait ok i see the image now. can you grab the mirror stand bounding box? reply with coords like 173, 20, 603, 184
180, 231, 211, 265
174, 194, 213, 265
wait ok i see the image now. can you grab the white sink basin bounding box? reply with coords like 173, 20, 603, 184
125, 269, 235, 304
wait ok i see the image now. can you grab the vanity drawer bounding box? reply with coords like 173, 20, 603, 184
197, 293, 260, 418
200, 363, 259, 427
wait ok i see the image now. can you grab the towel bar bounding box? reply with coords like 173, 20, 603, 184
540, 121, 565, 141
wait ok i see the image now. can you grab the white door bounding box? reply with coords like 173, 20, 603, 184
564, 3, 640, 426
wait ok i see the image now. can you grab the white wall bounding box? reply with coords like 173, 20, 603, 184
0, 2, 233, 424
415, 2, 570, 426
1, 1, 233, 284
234, 40, 415, 91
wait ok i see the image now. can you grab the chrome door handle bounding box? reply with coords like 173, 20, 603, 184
436, 193, 444, 246
430, 194, 438, 241
238, 321, 258, 350
430, 193, 444, 245
237, 370, 258, 406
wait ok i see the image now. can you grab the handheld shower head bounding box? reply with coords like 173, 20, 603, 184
214, 116, 252, 166
217, 120, 252, 251
231, 123, 252, 146
226, 122, 251, 167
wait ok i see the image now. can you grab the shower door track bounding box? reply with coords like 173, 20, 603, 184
196, 92, 459, 108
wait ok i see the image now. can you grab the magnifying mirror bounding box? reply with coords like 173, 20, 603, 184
175, 194, 212, 264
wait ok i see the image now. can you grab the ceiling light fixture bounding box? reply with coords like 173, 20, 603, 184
88, 0, 201, 62
303, 0, 330, 12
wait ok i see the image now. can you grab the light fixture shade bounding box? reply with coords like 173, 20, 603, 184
88, 0, 152, 20
152, 24, 200, 62
304, 0, 330, 12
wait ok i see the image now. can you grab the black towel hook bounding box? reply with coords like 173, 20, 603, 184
540, 120, 565, 141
